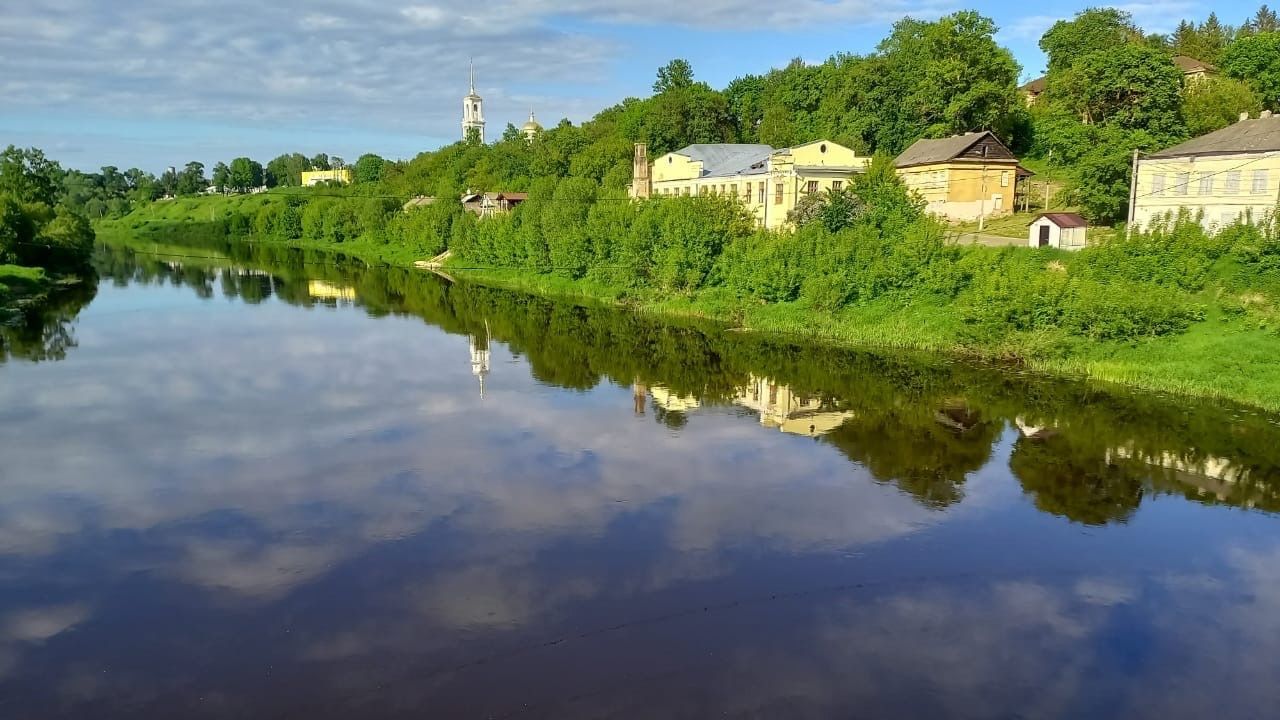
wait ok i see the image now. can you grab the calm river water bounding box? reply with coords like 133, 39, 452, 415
3, 241, 1280, 718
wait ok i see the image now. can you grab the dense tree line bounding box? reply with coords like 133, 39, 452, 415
364, 6, 1280, 225
0, 146, 95, 272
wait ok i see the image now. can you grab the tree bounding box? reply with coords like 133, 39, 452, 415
265, 153, 311, 188
724, 74, 766, 142
1054, 44, 1186, 136
1244, 5, 1279, 35
1040, 8, 1142, 74
1222, 32, 1280, 108
653, 58, 694, 94
354, 153, 386, 183
0, 146, 63, 207
211, 162, 230, 193
1183, 76, 1262, 135
1171, 13, 1235, 64
310, 153, 331, 170
175, 161, 206, 196
227, 157, 264, 192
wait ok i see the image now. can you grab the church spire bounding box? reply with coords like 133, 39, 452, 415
469, 58, 475, 95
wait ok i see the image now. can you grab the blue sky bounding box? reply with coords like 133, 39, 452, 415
0, 0, 1253, 173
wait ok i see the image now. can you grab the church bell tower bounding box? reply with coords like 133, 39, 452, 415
462, 60, 485, 142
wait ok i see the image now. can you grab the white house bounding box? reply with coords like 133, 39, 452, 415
1029, 212, 1088, 250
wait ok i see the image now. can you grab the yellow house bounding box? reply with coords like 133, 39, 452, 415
894, 131, 1023, 222
635, 140, 870, 229
301, 168, 353, 186
1130, 112, 1280, 231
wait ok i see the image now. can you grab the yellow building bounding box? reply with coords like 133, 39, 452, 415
635, 140, 870, 230
733, 376, 855, 437
301, 168, 353, 186
1130, 112, 1280, 231
1173, 55, 1217, 82
894, 131, 1023, 222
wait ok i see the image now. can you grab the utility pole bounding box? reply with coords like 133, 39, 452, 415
977, 145, 989, 232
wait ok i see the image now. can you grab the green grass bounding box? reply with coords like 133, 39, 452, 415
0, 264, 51, 318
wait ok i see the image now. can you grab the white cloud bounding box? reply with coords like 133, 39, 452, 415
0, 0, 945, 159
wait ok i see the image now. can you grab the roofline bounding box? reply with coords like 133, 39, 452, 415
1145, 148, 1280, 160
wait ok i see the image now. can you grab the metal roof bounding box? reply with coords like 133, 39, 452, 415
674, 144, 774, 178
1173, 55, 1215, 73
1149, 116, 1280, 158
894, 131, 1016, 168
1035, 212, 1087, 228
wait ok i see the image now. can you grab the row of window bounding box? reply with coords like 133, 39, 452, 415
657, 179, 844, 204
1150, 170, 1270, 196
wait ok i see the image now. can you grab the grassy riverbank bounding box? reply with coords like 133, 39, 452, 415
0, 265, 51, 319
97, 186, 1280, 411
439, 265, 1280, 410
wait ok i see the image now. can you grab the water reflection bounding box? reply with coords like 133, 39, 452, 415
0, 239, 1277, 717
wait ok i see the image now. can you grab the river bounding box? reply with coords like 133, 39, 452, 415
2, 240, 1280, 718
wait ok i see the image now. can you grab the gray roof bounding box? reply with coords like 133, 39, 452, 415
675, 144, 774, 178
1149, 116, 1280, 158
895, 132, 1007, 168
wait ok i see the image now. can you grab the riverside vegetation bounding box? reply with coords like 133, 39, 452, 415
97, 156, 1280, 409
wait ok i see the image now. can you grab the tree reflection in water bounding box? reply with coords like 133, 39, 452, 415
89, 239, 1280, 519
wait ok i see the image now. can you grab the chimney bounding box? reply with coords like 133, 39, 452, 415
1241, 112, 1251, 122
1264, 110, 1275, 119
630, 143, 651, 200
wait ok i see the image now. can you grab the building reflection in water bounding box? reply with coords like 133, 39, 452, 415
307, 280, 357, 303
734, 375, 855, 437
469, 320, 491, 399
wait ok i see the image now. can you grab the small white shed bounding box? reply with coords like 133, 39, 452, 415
1029, 213, 1088, 250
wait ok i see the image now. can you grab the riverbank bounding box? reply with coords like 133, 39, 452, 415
0, 265, 52, 320
95, 201, 1280, 412
438, 265, 1280, 412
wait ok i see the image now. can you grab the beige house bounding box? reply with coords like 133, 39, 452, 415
1129, 112, 1280, 231
1173, 55, 1217, 82
633, 140, 871, 230
1020, 76, 1047, 106
894, 131, 1024, 222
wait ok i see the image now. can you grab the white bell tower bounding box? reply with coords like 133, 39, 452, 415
462, 60, 485, 142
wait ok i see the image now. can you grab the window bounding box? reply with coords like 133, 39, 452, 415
1198, 172, 1214, 195
699, 186, 708, 196
745, 182, 752, 201
1152, 173, 1166, 195
1000, 170, 1010, 187
806, 180, 819, 194
730, 184, 737, 198
832, 180, 842, 191
1175, 172, 1190, 196
759, 184, 766, 204
775, 183, 784, 204
1226, 171, 1241, 194
1253, 169, 1269, 194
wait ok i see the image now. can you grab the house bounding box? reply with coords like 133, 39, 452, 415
1020, 76, 1047, 106
461, 192, 528, 218
633, 140, 871, 230
1129, 112, 1280, 231
1173, 55, 1217, 82
402, 196, 437, 211
894, 131, 1025, 222
1029, 213, 1088, 250
301, 168, 352, 186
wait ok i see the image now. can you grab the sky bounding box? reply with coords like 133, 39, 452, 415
0, 0, 1255, 173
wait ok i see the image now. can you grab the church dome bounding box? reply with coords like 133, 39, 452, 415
521, 109, 543, 134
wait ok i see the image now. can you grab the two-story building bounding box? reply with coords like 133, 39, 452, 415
894, 131, 1024, 222
1129, 112, 1280, 231
633, 140, 870, 230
